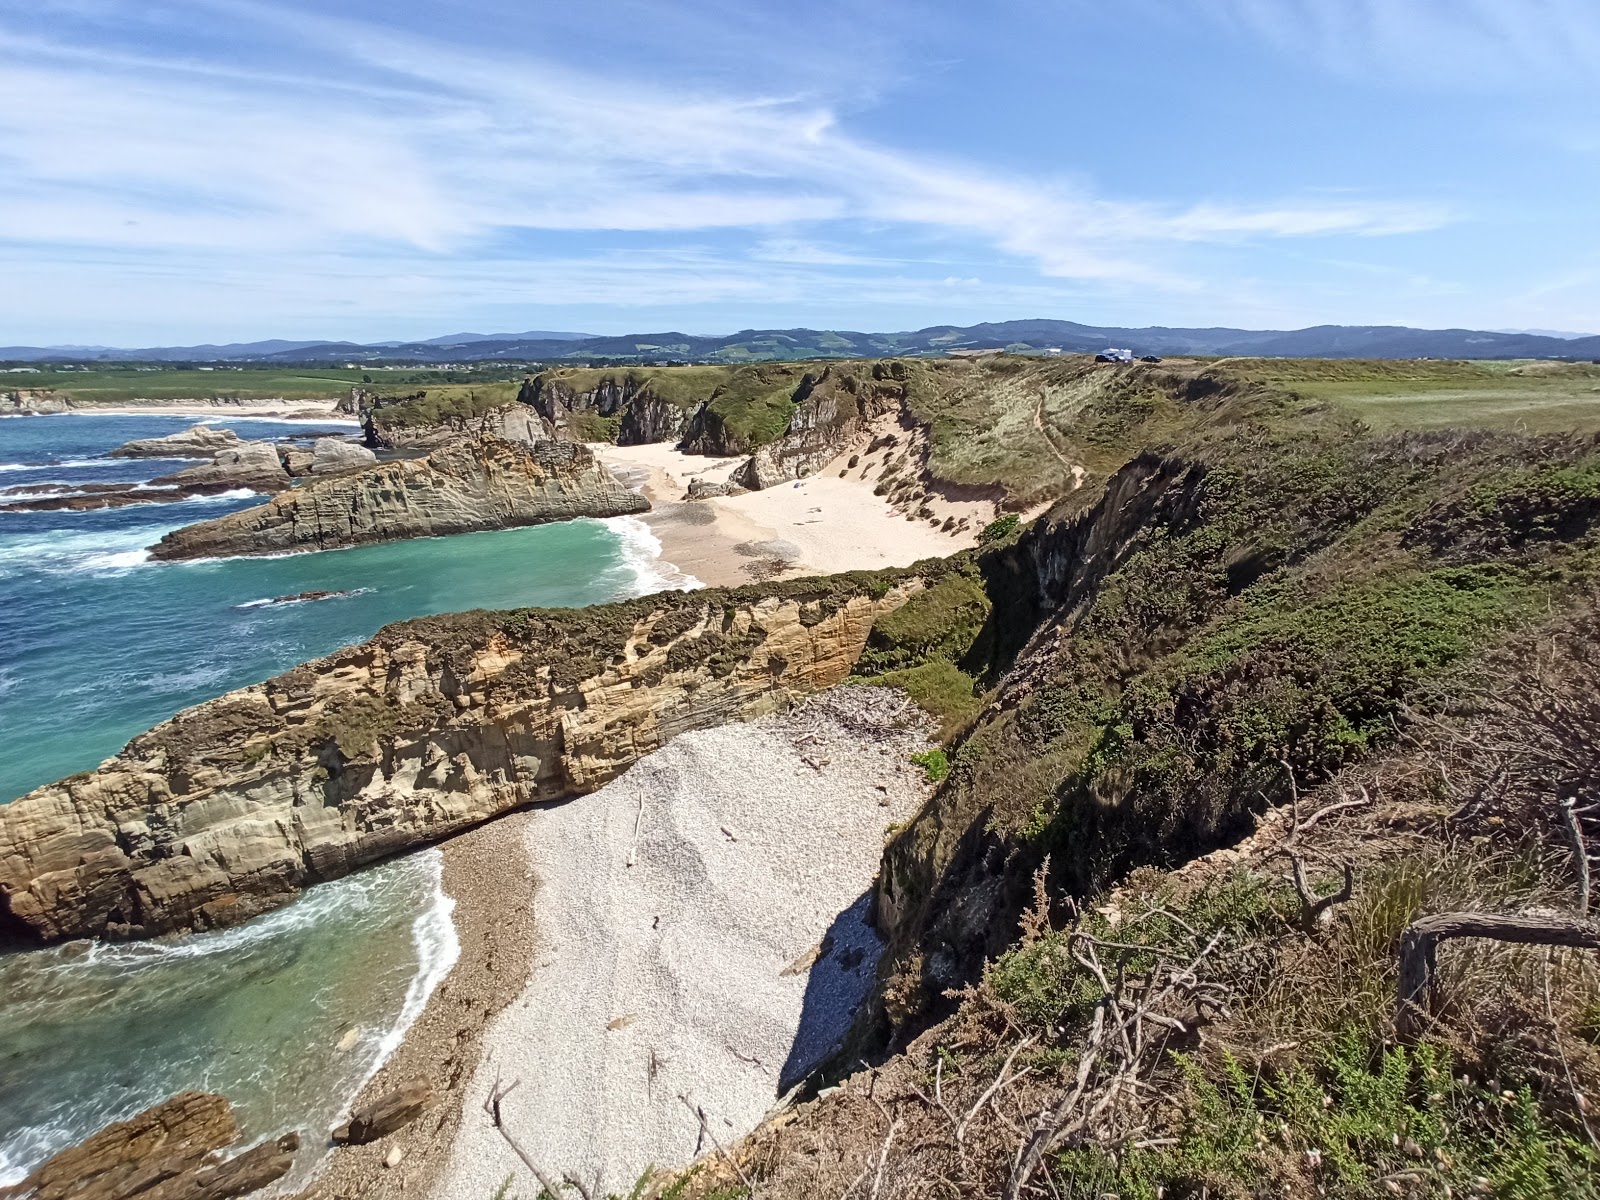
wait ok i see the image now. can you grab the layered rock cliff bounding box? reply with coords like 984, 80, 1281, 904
148, 436, 645, 560
366, 401, 547, 450
521, 372, 693, 445
0, 570, 939, 941
728, 362, 908, 489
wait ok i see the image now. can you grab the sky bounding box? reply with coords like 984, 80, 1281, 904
1, 0, 1597, 344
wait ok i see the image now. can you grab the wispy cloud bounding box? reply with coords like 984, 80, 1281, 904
0, 2, 1444, 279
1184, 0, 1600, 91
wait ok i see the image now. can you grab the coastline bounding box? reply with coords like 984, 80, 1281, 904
45, 400, 350, 419
594, 441, 980, 588
304, 818, 536, 1200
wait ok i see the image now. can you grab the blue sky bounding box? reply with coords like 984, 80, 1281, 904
1, 0, 1597, 343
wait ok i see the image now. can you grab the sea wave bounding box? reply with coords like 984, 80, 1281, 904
606, 515, 703, 597
0, 526, 168, 578
367, 849, 459, 1070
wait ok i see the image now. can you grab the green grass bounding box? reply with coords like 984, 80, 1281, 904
1225, 358, 1600, 434
366, 383, 524, 429
1054, 1038, 1598, 1200
533, 366, 733, 409
3, 366, 366, 403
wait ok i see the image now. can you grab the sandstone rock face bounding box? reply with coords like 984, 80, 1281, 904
728, 364, 903, 490
522, 376, 691, 446
108, 426, 244, 459
148, 437, 646, 561
1, 1091, 298, 1200
309, 438, 378, 474
366, 403, 548, 450
278, 446, 316, 476
151, 443, 291, 495
331, 1080, 434, 1145
0, 572, 931, 942
0, 391, 72, 416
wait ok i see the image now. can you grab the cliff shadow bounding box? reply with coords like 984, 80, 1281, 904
776, 889, 883, 1093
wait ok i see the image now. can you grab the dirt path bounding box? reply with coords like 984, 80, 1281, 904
1033, 391, 1085, 487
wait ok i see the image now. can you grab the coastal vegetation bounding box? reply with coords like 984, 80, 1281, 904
11, 353, 1600, 1198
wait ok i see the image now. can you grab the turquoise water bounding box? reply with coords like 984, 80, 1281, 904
0, 412, 667, 802
0, 412, 670, 1185
0, 850, 457, 1191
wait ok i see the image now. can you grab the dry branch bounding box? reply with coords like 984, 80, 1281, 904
1396, 911, 1600, 1039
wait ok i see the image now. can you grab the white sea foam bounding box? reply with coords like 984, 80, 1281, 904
369, 849, 459, 1067
0, 525, 169, 578
0, 668, 14, 700
605, 515, 702, 597
233, 587, 373, 610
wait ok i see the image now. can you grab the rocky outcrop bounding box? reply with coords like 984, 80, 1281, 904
0, 391, 71, 416
728, 363, 905, 490
0, 441, 289, 513
149, 437, 646, 561
331, 1080, 434, 1145
309, 437, 377, 473
151, 443, 290, 494
522, 373, 693, 446
0, 1092, 297, 1200
108, 426, 243, 459
0, 569, 940, 941
366, 403, 547, 450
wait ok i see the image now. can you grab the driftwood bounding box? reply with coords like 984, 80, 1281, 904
1396, 912, 1600, 1040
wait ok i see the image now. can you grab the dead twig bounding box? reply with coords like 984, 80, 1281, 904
484, 1073, 565, 1198
679, 1094, 756, 1195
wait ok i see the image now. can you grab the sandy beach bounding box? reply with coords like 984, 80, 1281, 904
431, 689, 935, 1198
67, 399, 351, 419
595, 440, 985, 587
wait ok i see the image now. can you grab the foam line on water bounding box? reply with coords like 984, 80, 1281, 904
605, 515, 702, 597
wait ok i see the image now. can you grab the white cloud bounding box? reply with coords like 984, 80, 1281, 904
0, 3, 1445, 275
1189, 0, 1600, 90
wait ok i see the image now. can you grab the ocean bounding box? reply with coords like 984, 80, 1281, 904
0, 411, 685, 1186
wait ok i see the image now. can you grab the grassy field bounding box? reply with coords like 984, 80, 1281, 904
2, 365, 538, 405
1224, 357, 1600, 432
2, 367, 366, 404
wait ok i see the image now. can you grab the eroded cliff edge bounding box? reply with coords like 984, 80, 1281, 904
149, 436, 643, 560
0, 567, 946, 942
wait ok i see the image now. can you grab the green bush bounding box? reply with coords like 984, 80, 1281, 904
910, 749, 949, 782
977, 513, 1022, 545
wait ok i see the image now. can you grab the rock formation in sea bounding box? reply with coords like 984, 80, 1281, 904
0, 390, 71, 416
0, 437, 299, 513
149, 442, 291, 494
148, 436, 646, 560
1, 1092, 298, 1200
0, 567, 943, 941
107, 426, 246, 459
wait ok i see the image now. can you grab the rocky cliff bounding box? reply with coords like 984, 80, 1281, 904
728, 362, 907, 489
1, 1093, 298, 1200
521, 372, 693, 445
0, 390, 71, 416
148, 436, 645, 560
366, 402, 546, 450
0, 570, 939, 941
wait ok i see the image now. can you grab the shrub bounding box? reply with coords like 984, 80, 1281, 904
977, 513, 1022, 545
910, 749, 949, 782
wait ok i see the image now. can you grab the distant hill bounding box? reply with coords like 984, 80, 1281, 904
3, 320, 1598, 364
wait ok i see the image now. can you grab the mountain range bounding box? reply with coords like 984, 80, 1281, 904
3, 320, 1598, 364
